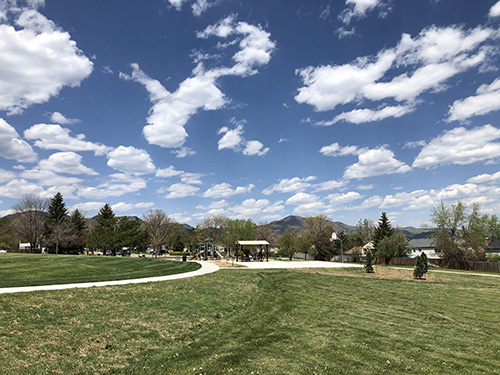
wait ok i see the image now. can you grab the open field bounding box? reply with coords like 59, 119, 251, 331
1, 265, 499, 374
0, 254, 201, 288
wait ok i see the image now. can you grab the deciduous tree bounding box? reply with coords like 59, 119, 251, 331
304, 214, 335, 261
142, 208, 175, 251
11, 194, 48, 252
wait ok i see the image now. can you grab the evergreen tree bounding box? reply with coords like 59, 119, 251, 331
421, 252, 429, 274
87, 204, 118, 255
116, 216, 148, 253
45, 192, 73, 254
413, 254, 427, 279
69, 209, 87, 252
364, 250, 374, 273
171, 233, 185, 252
373, 212, 394, 248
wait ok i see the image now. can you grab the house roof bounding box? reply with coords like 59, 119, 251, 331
487, 239, 500, 250
236, 240, 270, 246
409, 238, 435, 248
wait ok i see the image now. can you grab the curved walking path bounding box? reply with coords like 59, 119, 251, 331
0, 261, 219, 295
231, 260, 363, 269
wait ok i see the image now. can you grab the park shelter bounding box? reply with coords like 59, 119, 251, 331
235, 240, 270, 261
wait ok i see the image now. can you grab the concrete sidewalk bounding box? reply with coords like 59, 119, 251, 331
231, 260, 363, 269
0, 261, 219, 295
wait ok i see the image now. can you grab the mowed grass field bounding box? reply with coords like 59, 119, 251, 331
0, 254, 201, 288
0, 258, 499, 374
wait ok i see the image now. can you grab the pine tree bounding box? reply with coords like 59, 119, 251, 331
88, 204, 118, 255
46, 192, 67, 224
364, 250, 374, 273
413, 255, 426, 279
421, 252, 429, 274
69, 209, 87, 251
373, 212, 394, 248
45, 192, 72, 254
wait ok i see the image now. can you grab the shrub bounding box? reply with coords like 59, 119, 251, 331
487, 255, 500, 263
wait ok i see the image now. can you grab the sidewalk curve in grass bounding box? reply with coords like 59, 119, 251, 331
231, 261, 363, 269
0, 261, 219, 295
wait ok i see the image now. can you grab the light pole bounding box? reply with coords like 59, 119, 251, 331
331, 232, 344, 263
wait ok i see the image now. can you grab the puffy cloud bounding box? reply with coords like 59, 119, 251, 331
230, 198, 271, 217
218, 121, 269, 156
203, 182, 254, 198
339, 0, 389, 25
447, 78, 500, 122
122, 17, 274, 150
286, 192, 319, 205
156, 165, 203, 185
120, 63, 225, 149
111, 201, 154, 212
155, 165, 183, 178
413, 124, 500, 169
71, 201, 106, 212
263, 176, 316, 195
319, 104, 415, 125
166, 0, 214, 16
107, 146, 156, 175
262, 200, 285, 214
20, 168, 83, 186
467, 171, 500, 184
295, 50, 395, 112
50, 112, 79, 125
326, 192, 364, 205
296, 24, 497, 124
171, 147, 196, 158
243, 140, 269, 156
344, 146, 411, 179
0, 168, 16, 183
24, 124, 111, 156
0, 118, 37, 162
196, 199, 229, 210
0, 178, 45, 198
38, 152, 97, 175
312, 180, 346, 192
161, 183, 200, 199
489, 1, 500, 17
0, 9, 92, 114
77, 174, 147, 199
218, 124, 244, 151
319, 143, 363, 157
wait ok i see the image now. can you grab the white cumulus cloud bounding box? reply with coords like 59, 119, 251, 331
0, 118, 37, 162
413, 124, 500, 169
0, 8, 92, 114
107, 146, 156, 176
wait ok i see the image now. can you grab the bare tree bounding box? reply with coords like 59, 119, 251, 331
196, 215, 228, 247
142, 208, 175, 252
11, 194, 48, 252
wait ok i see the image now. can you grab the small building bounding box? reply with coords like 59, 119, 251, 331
486, 239, 500, 258
409, 238, 440, 259
19, 242, 31, 250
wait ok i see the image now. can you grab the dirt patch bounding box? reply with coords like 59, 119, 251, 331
298, 266, 448, 282
205, 260, 246, 268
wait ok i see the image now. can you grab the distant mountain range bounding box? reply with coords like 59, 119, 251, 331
267, 215, 432, 240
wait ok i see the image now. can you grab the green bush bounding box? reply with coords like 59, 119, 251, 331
487, 255, 500, 263
169, 251, 190, 256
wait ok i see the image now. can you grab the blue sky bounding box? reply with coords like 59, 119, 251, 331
2, 0, 500, 228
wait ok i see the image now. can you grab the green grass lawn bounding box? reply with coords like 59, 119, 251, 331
1, 265, 499, 374
0, 254, 201, 288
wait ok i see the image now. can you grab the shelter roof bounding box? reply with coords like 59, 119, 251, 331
236, 240, 270, 246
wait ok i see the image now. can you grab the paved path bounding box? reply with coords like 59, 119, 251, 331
0, 261, 219, 295
231, 261, 363, 269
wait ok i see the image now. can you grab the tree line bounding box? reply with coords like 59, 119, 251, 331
2, 193, 498, 267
